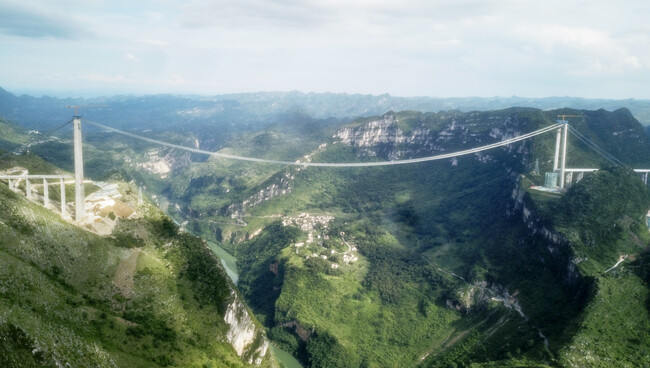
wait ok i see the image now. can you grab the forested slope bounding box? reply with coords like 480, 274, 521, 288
0, 149, 274, 367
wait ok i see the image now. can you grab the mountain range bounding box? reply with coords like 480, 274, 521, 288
1, 87, 650, 367
2, 87, 650, 132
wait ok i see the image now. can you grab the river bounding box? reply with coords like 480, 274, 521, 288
269, 344, 304, 368
206, 241, 303, 368
206, 241, 238, 285
156, 195, 303, 367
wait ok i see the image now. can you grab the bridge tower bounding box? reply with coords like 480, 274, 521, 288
553, 127, 561, 171
68, 105, 106, 222
67, 105, 106, 221
555, 115, 582, 189
73, 114, 86, 220
559, 119, 568, 188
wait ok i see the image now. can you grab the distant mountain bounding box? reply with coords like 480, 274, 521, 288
1, 87, 650, 133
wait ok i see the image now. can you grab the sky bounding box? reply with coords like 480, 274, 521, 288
0, 0, 649, 99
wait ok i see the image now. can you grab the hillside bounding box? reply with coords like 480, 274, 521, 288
2, 104, 650, 367
551, 167, 650, 366
503, 166, 650, 367
136, 107, 648, 367
0, 152, 274, 367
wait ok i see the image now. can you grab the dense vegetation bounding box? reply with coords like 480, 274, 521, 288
237, 222, 301, 325
551, 168, 650, 367
0, 153, 272, 367
234, 110, 650, 367
2, 97, 650, 367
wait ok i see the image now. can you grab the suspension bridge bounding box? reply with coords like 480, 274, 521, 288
1, 113, 648, 222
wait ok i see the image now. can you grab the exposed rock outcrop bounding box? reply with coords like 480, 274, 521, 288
332, 111, 529, 162
333, 113, 436, 159
507, 180, 580, 285
132, 148, 191, 178
277, 320, 311, 341
226, 171, 293, 218
223, 291, 269, 365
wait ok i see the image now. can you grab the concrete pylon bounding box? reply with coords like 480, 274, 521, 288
26, 179, 32, 200
553, 127, 561, 171
73, 115, 86, 221
43, 178, 49, 208
559, 122, 568, 189
60, 178, 67, 218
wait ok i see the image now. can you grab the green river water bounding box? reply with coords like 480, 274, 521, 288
206, 241, 303, 368
157, 196, 302, 367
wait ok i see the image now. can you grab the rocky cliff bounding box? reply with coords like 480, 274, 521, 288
332, 111, 532, 163
224, 291, 270, 365
333, 112, 437, 159
507, 180, 581, 286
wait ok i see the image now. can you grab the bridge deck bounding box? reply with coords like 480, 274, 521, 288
0, 175, 72, 179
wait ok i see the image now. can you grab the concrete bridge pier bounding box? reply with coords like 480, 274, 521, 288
60, 178, 67, 217
1, 174, 73, 217
26, 179, 32, 200
559, 122, 569, 189
43, 178, 49, 208
553, 127, 561, 171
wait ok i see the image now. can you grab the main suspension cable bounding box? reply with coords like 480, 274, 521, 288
0, 119, 73, 162
85, 120, 562, 168
568, 126, 624, 166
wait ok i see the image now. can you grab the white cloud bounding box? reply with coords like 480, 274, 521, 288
179, 0, 333, 29
137, 38, 168, 46
517, 25, 644, 75
1, 0, 649, 98
0, 0, 91, 38
123, 53, 140, 62
81, 74, 129, 83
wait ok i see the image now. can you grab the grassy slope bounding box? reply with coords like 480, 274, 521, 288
0, 117, 29, 150
0, 179, 273, 367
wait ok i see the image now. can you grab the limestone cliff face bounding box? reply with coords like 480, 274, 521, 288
334, 114, 432, 147
332, 112, 529, 162
226, 171, 293, 218
507, 181, 580, 285
223, 290, 269, 365
508, 183, 566, 246
129, 148, 191, 179
333, 113, 436, 160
